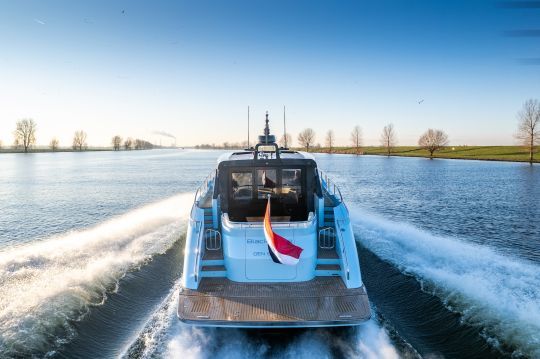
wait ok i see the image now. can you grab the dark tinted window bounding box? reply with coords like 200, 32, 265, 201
256, 169, 277, 199
231, 172, 252, 200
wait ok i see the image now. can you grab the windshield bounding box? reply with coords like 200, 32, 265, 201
228, 167, 307, 221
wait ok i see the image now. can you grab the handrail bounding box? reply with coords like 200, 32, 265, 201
191, 171, 216, 219
191, 170, 219, 282
318, 227, 335, 249
318, 169, 344, 203
194, 171, 215, 203
193, 220, 203, 283
318, 170, 351, 280
335, 219, 351, 280
193, 188, 201, 204
205, 228, 221, 250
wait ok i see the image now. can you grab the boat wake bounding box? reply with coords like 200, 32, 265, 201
122, 285, 401, 359
0, 193, 193, 357
350, 208, 540, 357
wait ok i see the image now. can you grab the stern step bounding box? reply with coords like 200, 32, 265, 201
317, 248, 340, 265
201, 264, 226, 278
202, 265, 225, 271
203, 208, 215, 229
323, 208, 335, 227
202, 249, 223, 261
315, 264, 342, 276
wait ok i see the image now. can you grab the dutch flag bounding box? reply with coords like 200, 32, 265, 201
263, 196, 303, 265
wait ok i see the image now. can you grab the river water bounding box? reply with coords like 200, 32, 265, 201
0, 150, 538, 358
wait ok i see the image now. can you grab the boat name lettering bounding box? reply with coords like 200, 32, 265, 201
252, 251, 268, 257
247, 239, 266, 245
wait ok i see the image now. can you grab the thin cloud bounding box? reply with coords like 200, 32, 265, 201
152, 130, 176, 139
33, 19, 46, 25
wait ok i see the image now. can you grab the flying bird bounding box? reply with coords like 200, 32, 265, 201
417, 99, 424, 104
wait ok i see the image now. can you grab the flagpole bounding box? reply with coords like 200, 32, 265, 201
247, 105, 250, 148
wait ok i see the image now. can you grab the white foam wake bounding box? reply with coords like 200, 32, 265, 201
0, 193, 192, 356
162, 317, 399, 359
350, 208, 540, 357
124, 288, 400, 359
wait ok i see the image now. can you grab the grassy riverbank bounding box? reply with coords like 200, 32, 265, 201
309, 146, 539, 163
0, 147, 114, 154
0, 147, 172, 154
2, 145, 537, 163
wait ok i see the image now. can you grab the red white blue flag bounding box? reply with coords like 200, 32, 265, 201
263, 197, 303, 265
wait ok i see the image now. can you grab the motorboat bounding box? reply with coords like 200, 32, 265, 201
178, 112, 370, 327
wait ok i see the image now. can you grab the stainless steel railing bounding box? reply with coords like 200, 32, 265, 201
191, 170, 216, 219
193, 220, 203, 283
193, 170, 216, 205
192, 170, 219, 282
318, 169, 343, 203
205, 228, 221, 250
335, 219, 351, 281
318, 170, 352, 281
318, 227, 336, 249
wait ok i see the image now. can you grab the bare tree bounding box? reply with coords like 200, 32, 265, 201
380, 123, 397, 156
297, 128, 316, 152
72, 130, 87, 151
14, 118, 37, 153
418, 129, 449, 158
325, 130, 335, 153
50, 137, 59, 151
124, 137, 133, 150
0, 140, 3, 149
112, 135, 122, 151
133, 138, 153, 150
515, 99, 540, 163
350, 125, 362, 155
279, 133, 292, 148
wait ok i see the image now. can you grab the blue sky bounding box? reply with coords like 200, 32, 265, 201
1, 0, 540, 146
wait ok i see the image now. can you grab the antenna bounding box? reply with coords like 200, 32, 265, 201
283, 105, 287, 148
247, 105, 250, 148
264, 111, 269, 143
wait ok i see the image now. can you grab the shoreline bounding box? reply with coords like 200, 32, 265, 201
323, 151, 540, 164
0, 147, 175, 154
305, 146, 539, 164
0, 148, 114, 154
1, 146, 537, 164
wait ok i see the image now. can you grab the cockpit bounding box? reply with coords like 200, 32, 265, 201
227, 166, 308, 222
215, 112, 319, 222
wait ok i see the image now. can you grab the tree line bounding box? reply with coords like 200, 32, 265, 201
4, 119, 154, 152
195, 141, 249, 150
111, 136, 154, 150
281, 98, 539, 163
3, 99, 538, 162
291, 123, 444, 158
